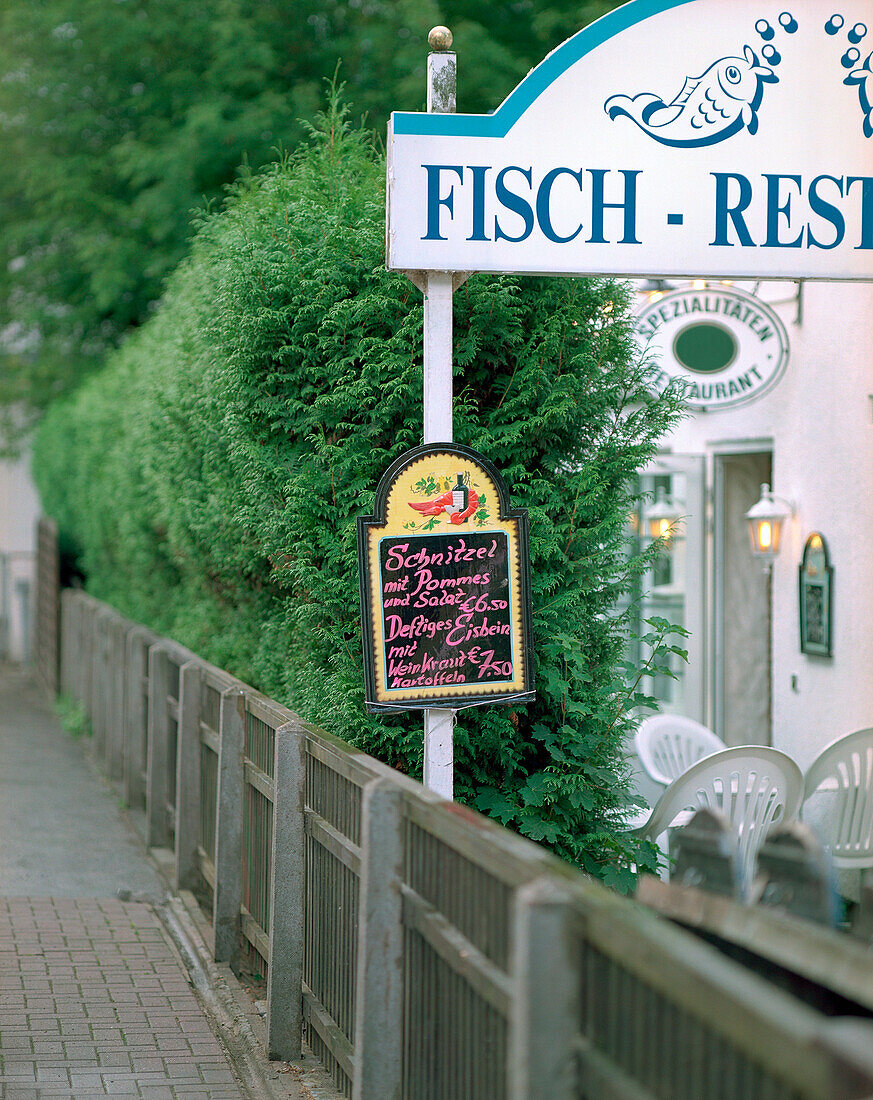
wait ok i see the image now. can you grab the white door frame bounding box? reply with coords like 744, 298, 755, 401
712, 441, 773, 742
641, 454, 707, 724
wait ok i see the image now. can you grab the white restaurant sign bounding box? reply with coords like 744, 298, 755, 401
635, 284, 790, 409
387, 0, 873, 281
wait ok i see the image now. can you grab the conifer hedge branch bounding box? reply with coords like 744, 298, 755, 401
34, 98, 686, 890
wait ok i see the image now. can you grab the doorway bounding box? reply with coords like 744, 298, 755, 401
714, 452, 772, 746
632, 456, 706, 722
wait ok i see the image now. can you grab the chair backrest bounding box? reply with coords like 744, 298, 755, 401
642, 746, 804, 889
635, 714, 726, 786
802, 728, 873, 868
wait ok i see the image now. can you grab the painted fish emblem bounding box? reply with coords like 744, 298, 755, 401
845, 53, 873, 137
604, 45, 777, 147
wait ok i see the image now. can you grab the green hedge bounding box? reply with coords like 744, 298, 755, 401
34, 102, 684, 889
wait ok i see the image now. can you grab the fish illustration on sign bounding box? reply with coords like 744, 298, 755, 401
845, 52, 873, 137
604, 45, 777, 147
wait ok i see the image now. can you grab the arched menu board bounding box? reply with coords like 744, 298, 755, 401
799, 532, 833, 657
357, 443, 534, 712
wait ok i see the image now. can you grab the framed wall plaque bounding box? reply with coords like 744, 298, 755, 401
357, 443, 534, 712
799, 532, 833, 658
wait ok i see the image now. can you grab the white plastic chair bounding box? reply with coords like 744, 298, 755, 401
639, 746, 804, 891
802, 728, 873, 870
635, 714, 726, 787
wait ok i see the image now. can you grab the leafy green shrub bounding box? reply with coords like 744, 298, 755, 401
34, 99, 684, 889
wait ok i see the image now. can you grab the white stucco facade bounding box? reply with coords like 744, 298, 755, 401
646, 279, 873, 769
0, 444, 41, 663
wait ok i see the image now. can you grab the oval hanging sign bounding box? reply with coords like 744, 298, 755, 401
635, 284, 789, 410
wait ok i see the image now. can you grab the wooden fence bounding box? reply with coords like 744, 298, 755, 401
53, 586, 873, 1099
34, 516, 59, 694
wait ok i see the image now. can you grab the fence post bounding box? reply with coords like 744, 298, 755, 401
59, 590, 74, 697
99, 608, 113, 754
75, 596, 88, 707
265, 720, 306, 1061
99, 609, 112, 755
352, 776, 405, 1100
91, 607, 107, 755
125, 629, 149, 811
68, 592, 80, 701
100, 610, 112, 761
71, 595, 80, 702
146, 644, 171, 848
855, 870, 873, 941
35, 516, 60, 696
508, 877, 579, 1100
106, 617, 126, 783
214, 687, 245, 965
174, 660, 202, 892
105, 615, 118, 769
83, 598, 97, 719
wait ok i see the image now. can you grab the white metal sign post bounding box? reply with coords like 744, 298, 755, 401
420, 29, 461, 798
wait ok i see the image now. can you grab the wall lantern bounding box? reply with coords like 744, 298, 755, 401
639, 277, 675, 303
745, 483, 794, 567
646, 486, 683, 543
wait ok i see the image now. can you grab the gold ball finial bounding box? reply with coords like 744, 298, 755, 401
428, 26, 453, 51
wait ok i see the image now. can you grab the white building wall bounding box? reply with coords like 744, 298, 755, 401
661, 280, 873, 768
773, 282, 873, 767
0, 445, 41, 662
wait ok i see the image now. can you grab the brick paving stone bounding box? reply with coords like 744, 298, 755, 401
34, 1067, 69, 1083
0, 900, 250, 1099
67, 1072, 106, 1090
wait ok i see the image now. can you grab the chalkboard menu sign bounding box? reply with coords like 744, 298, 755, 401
799, 532, 833, 657
358, 443, 534, 712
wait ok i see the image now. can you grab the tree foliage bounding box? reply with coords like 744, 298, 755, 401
33, 102, 683, 889
0, 0, 623, 411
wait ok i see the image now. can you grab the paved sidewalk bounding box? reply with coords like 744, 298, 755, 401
0, 666, 163, 900
0, 897, 241, 1098
0, 666, 314, 1100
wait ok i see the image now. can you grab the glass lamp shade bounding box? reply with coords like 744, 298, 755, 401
745, 483, 792, 561
646, 487, 683, 541
638, 277, 675, 303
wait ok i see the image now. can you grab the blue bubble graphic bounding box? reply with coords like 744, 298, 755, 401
825, 14, 845, 35
848, 23, 868, 44
842, 46, 861, 67
756, 18, 775, 41
778, 12, 798, 33
762, 44, 781, 64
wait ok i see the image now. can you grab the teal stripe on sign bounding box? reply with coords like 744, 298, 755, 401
392, 0, 696, 138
